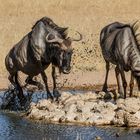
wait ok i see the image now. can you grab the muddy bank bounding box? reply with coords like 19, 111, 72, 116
0, 70, 132, 91
26, 91, 140, 127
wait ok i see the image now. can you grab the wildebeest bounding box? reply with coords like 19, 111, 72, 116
100, 21, 140, 98
5, 17, 82, 105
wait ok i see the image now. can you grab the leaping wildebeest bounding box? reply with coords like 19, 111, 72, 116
5, 17, 82, 105
100, 21, 140, 98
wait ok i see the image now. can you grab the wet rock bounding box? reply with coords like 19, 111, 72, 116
135, 129, 140, 134
115, 133, 120, 137
101, 110, 115, 123
105, 102, 117, 110
84, 101, 96, 111
135, 111, 140, 119
50, 109, 65, 122
30, 102, 36, 108
113, 110, 126, 126
116, 98, 140, 113
80, 92, 97, 101
62, 94, 81, 105
77, 102, 93, 115
0, 97, 3, 107
124, 112, 140, 127
95, 136, 102, 140
97, 91, 106, 99
93, 101, 105, 113
29, 108, 49, 120
76, 100, 85, 112
104, 92, 114, 100
65, 112, 78, 122
92, 113, 113, 125
59, 92, 72, 102
26, 91, 140, 127
74, 114, 88, 123
63, 103, 78, 122
63, 103, 77, 113
37, 99, 57, 111
124, 98, 140, 113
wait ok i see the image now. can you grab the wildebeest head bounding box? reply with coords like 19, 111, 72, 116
46, 29, 82, 74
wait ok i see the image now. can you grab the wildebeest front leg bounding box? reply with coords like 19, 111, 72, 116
41, 71, 54, 100
25, 76, 44, 90
52, 65, 61, 100
102, 61, 110, 92
129, 72, 134, 97
115, 66, 124, 97
119, 66, 127, 99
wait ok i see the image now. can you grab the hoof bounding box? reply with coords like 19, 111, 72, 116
53, 89, 61, 101
102, 88, 108, 92
102, 86, 108, 92
38, 84, 44, 90
20, 97, 27, 107
47, 92, 54, 101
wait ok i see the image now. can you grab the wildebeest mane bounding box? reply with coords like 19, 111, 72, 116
32, 17, 68, 39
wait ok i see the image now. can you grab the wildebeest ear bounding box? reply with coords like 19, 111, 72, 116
61, 27, 68, 33
46, 33, 63, 43
65, 37, 72, 45
59, 27, 68, 38
47, 34, 55, 40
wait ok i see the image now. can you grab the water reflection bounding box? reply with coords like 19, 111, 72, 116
0, 111, 139, 140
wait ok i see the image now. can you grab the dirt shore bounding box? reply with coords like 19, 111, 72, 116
1, 0, 140, 78
0, 69, 133, 91
1, 0, 140, 93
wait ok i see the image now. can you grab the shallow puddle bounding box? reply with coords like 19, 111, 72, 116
0, 111, 139, 140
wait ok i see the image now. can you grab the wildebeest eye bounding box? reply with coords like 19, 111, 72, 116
48, 21, 53, 25
67, 52, 71, 55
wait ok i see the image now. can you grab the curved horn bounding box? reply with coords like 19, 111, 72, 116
70, 31, 82, 42
46, 33, 63, 43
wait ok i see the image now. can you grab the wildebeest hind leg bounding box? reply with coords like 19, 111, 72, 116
119, 66, 127, 99
41, 71, 54, 100
15, 72, 26, 106
115, 66, 124, 97
25, 76, 44, 90
8, 74, 16, 86
129, 72, 134, 97
102, 61, 110, 92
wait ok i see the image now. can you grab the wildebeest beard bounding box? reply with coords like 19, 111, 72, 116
47, 43, 63, 68
46, 42, 72, 74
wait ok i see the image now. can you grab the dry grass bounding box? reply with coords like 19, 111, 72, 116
1, 0, 140, 77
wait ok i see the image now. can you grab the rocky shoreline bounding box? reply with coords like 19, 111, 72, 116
26, 91, 140, 127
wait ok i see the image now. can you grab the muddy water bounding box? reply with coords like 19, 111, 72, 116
0, 111, 139, 140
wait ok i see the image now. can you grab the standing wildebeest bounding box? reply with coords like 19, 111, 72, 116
5, 17, 82, 105
100, 21, 140, 98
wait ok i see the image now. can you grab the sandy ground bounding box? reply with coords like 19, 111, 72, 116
0, 69, 133, 91
0, 0, 140, 90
